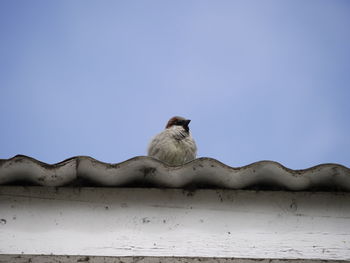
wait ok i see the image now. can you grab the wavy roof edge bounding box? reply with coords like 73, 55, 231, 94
0, 155, 349, 191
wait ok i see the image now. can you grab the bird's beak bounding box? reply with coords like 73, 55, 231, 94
183, 119, 191, 132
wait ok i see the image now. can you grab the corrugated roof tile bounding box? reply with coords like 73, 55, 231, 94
0, 155, 349, 191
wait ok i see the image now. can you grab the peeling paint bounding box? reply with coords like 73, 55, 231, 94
0, 186, 349, 260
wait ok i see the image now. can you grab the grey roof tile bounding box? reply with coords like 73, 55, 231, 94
0, 155, 349, 191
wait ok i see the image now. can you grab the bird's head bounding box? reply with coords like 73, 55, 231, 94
166, 116, 191, 133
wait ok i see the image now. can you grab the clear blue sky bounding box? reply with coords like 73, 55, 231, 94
1, 0, 349, 169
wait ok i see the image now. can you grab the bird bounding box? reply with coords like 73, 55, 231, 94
147, 116, 197, 166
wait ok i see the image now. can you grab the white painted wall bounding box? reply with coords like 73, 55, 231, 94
0, 187, 349, 260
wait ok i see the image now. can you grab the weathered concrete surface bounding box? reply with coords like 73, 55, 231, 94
0, 187, 349, 260
0, 255, 348, 263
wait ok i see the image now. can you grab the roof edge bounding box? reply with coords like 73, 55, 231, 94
0, 155, 349, 191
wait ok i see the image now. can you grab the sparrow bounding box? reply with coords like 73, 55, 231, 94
147, 116, 197, 166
